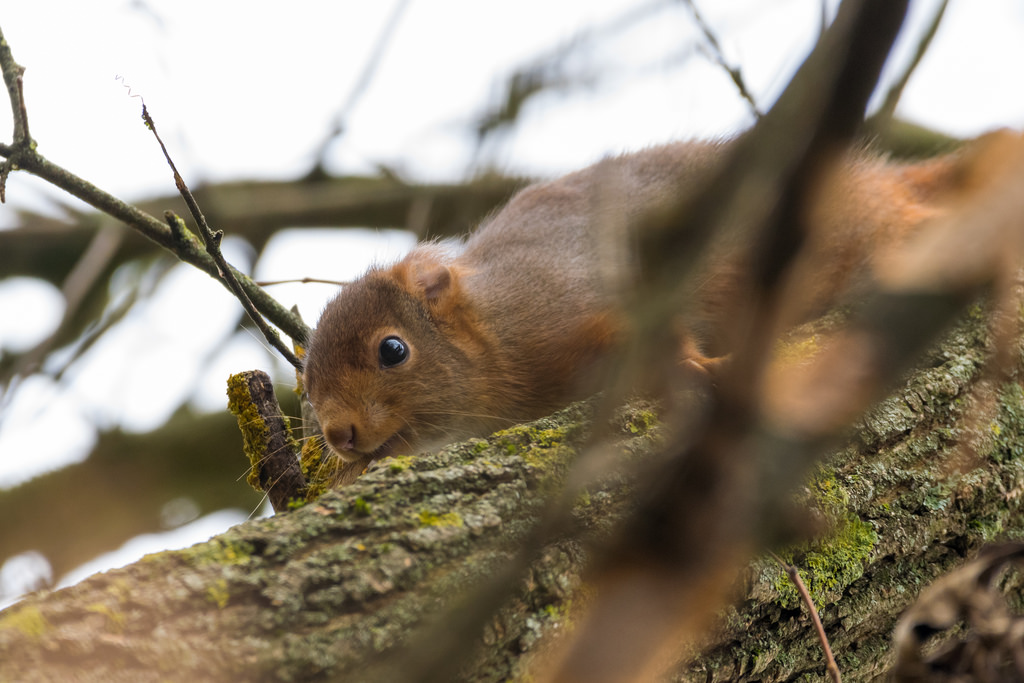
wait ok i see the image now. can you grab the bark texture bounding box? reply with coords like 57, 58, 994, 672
1, 308, 1023, 682
683, 305, 1024, 681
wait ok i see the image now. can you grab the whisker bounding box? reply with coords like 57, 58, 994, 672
247, 492, 270, 520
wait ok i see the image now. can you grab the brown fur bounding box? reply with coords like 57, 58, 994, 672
303, 140, 959, 463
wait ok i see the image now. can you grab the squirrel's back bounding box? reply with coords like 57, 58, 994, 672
302, 139, 958, 470
454, 141, 728, 405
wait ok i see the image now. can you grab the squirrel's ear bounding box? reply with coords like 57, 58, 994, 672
414, 263, 452, 301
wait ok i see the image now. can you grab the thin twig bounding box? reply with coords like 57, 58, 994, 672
0, 25, 311, 349
138, 104, 303, 369
310, 0, 412, 173
682, 0, 762, 120
0, 28, 29, 203
140, 104, 303, 368
872, 0, 948, 125
769, 551, 842, 683
256, 277, 350, 287
0, 36, 29, 145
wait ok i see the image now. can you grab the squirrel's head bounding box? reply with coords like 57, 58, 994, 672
303, 251, 481, 463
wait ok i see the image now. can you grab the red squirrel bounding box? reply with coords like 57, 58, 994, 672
302, 140, 959, 466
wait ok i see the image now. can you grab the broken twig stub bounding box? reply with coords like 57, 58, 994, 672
227, 370, 306, 511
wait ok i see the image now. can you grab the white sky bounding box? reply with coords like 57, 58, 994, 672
1, 0, 1023, 599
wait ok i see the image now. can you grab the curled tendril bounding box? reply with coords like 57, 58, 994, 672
114, 75, 146, 106
114, 75, 153, 127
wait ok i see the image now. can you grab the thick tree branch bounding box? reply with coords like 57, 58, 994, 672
3, 316, 1024, 682
0, 175, 527, 282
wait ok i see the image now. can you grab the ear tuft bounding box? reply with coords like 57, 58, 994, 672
415, 263, 452, 301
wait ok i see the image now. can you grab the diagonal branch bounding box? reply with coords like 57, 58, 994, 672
0, 24, 311, 350
141, 103, 303, 369
309, 0, 412, 175
0, 31, 30, 203
682, 0, 762, 120
870, 0, 949, 127
770, 551, 842, 683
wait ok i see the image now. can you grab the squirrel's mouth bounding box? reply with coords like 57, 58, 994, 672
329, 429, 409, 463
367, 432, 408, 460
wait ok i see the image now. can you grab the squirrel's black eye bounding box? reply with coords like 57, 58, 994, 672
379, 336, 409, 368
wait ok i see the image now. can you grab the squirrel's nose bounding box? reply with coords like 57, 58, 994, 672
324, 423, 356, 452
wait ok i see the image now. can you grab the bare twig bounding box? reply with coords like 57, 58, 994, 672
769, 551, 842, 683
0, 38, 29, 145
0, 29, 30, 203
0, 25, 310, 352
310, 0, 412, 174
256, 277, 350, 287
682, 0, 762, 119
870, 0, 948, 126
138, 102, 303, 369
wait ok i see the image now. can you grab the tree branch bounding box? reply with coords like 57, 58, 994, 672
683, 0, 762, 119
870, 0, 949, 128
0, 24, 311, 348
140, 101, 302, 368
5, 326, 1024, 682
308, 0, 411, 176
0, 31, 29, 145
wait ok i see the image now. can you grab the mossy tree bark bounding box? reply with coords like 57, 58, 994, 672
1, 306, 1022, 682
